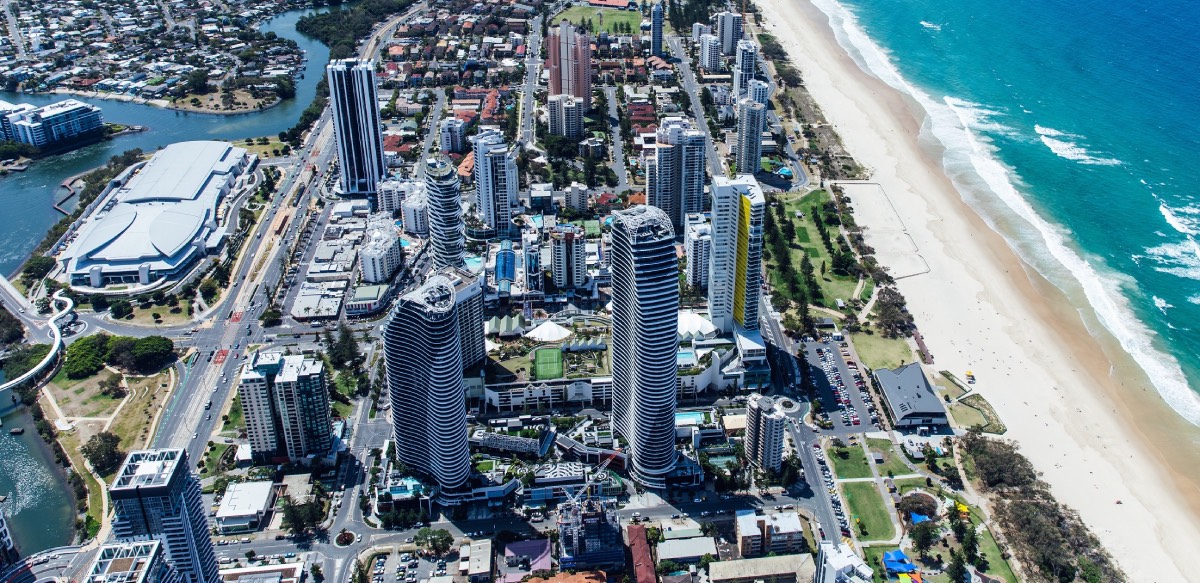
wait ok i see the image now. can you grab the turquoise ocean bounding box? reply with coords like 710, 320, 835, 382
809, 0, 1200, 422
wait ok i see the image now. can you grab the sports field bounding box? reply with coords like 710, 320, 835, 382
534, 347, 564, 380
552, 6, 645, 35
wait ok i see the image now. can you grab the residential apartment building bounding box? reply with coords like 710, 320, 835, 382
439, 117, 468, 153
684, 214, 712, 289
815, 541, 873, 582
237, 352, 333, 463
733, 40, 758, 97
551, 224, 587, 290
735, 510, 807, 557
645, 117, 706, 229
5, 98, 103, 147
745, 393, 787, 470
548, 94, 585, 139
425, 156, 467, 269
699, 34, 722, 72
650, 1, 665, 57
86, 541, 182, 583
714, 11, 745, 55
0, 513, 16, 571
708, 175, 765, 333
360, 214, 403, 284
547, 21, 592, 101
109, 449, 218, 583
610, 205, 679, 487
383, 275, 472, 503
433, 265, 486, 370
748, 79, 771, 106
471, 129, 518, 234
327, 59, 385, 201
735, 98, 766, 177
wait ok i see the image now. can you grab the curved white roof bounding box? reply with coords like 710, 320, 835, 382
678, 310, 717, 337
527, 321, 572, 342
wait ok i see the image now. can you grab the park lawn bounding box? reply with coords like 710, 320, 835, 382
948, 402, 988, 429
861, 545, 899, 583
866, 438, 912, 477
973, 523, 1018, 583
108, 372, 173, 449
56, 431, 106, 529
475, 459, 495, 472
766, 190, 860, 307
828, 442, 873, 479
202, 443, 233, 476
222, 394, 244, 435
842, 481, 894, 542
49, 370, 123, 418
124, 300, 193, 326
332, 399, 353, 419
239, 137, 289, 159
849, 332, 914, 371
552, 6, 649, 35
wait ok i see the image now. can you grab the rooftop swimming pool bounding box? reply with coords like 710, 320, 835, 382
675, 411, 707, 426
677, 349, 698, 367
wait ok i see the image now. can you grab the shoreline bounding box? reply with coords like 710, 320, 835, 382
46, 88, 287, 117
755, 0, 1200, 578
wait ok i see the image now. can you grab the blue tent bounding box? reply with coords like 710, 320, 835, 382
910, 512, 932, 524
883, 550, 918, 574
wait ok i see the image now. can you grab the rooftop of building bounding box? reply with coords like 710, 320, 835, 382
656, 537, 717, 562
87, 540, 165, 583
874, 363, 948, 419
216, 481, 274, 519
111, 449, 183, 491
735, 509, 805, 536
352, 285, 389, 301
707, 554, 816, 583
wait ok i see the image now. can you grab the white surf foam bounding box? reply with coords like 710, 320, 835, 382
919, 20, 942, 31
1034, 124, 1123, 166
809, 0, 1200, 425
1154, 296, 1174, 314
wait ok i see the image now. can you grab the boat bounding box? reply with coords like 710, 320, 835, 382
9, 428, 23, 435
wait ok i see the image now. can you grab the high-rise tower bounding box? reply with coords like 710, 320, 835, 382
645, 117, 706, 229
424, 156, 466, 269
551, 224, 588, 290
733, 39, 758, 97
745, 393, 787, 471
547, 21, 592, 101
471, 129, 518, 234
327, 59, 385, 202
109, 449, 218, 583
610, 205, 679, 488
383, 275, 472, 502
709, 175, 765, 333
650, 2, 665, 57
714, 11, 744, 55
735, 98, 765, 176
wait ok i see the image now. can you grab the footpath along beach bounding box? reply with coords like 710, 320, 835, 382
753, 0, 1200, 578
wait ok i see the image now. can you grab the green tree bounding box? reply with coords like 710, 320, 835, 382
186, 69, 211, 94
413, 527, 454, 554
81, 431, 125, 475
945, 549, 968, 583
961, 526, 979, 565
21, 256, 56, 281
310, 564, 324, 582
910, 521, 939, 558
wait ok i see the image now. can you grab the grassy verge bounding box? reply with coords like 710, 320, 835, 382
109, 372, 172, 448
849, 332, 914, 371
842, 481, 894, 542
974, 523, 1018, 583
948, 402, 988, 429
56, 432, 106, 533
959, 394, 1006, 434
828, 442, 872, 479
861, 545, 899, 583
866, 438, 911, 477
223, 394, 244, 434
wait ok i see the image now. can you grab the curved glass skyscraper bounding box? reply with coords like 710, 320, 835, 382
424, 156, 466, 269
383, 275, 471, 501
610, 205, 679, 487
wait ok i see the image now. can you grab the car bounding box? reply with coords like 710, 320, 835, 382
192, 433, 198, 439
356, 534, 363, 542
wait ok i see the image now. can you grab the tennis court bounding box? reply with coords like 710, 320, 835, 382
533, 347, 564, 380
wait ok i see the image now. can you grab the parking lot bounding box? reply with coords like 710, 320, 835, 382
809, 443, 852, 539
371, 551, 449, 583
802, 338, 881, 435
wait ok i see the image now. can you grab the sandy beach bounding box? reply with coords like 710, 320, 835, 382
753, 0, 1200, 578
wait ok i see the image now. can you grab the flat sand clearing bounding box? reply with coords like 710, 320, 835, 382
754, 0, 1200, 577
837, 182, 929, 278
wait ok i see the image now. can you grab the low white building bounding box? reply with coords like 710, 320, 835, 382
360, 214, 403, 284
215, 481, 275, 534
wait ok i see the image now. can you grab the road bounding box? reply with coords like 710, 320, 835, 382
603, 86, 629, 191
668, 35, 725, 178
519, 15, 543, 147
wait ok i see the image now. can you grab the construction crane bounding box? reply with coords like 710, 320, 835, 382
564, 450, 621, 506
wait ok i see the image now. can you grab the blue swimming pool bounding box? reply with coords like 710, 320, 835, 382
675, 411, 706, 426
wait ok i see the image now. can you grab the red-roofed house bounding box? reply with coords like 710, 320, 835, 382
627, 525, 655, 583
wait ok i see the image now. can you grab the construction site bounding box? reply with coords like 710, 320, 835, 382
555, 497, 625, 570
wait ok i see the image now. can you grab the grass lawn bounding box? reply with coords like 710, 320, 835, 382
893, 477, 932, 497
552, 6, 649, 35
332, 399, 353, 419
849, 332, 914, 371
222, 394, 244, 435
974, 523, 1018, 583
828, 442, 873, 479
239, 137, 290, 159
56, 431, 106, 530
533, 347, 564, 380
109, 372, 172, 449
842, 481, 894, 542
948, 402, 988, 429
766, 190, 861, 307
121, 300, 193, 326
866, 438, 912, 477
860, 545, 899, 583
48, 370, 123, 418
475, 459, 495, 472
202, 443, 233, 476
960, 394, 1007, 434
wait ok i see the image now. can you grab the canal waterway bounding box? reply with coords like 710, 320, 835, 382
0, 4, 341, 555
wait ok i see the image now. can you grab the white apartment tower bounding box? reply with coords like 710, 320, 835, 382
327, 59, 385, 201
745, 393, 788, 471
709, 175, 765, 333
610, 205, 679, 488
433, 265, 486, 370
86, 541, 182, 583
748, 79, 771, 106
238, 351, 333, 462
564, 182, 589, 212
361, 214, 403, 284
736, 98, 766, 176
733, 39, 758, 97
402, 189, 429, 236
699, 34, 722, 73
425, 156, 466, 269
551, 224, 587, 289
715, 11, 744, 55
109, 449, 218, 583
471, 129, 518, 234
439, 118, 468, 153
383, 275, 472, 502
685, 216, 712, 289
548, 94, 585, 139
645, 117, 706, 228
